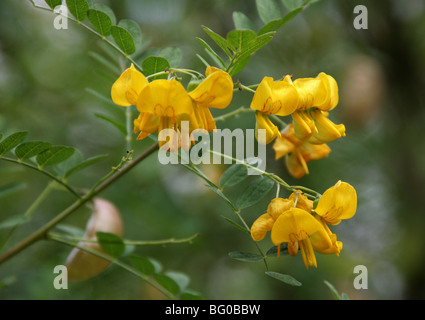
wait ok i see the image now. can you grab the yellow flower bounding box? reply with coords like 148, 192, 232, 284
291, 72, 339, 111
314, 180, 357, 225
111, 64, 148, 106
271, 208, 332, 269
292, 109, 346, 144
250, 197, 295, 242
250, 76, 300, 144
310, 215, 343, 255
273, 124, 331, 178
135, 79, 193, 151
188, 67, 233, 132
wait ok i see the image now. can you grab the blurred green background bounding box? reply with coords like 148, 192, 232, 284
1, 0, 425, 300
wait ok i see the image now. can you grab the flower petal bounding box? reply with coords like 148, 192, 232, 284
251, 213, 275, 242
189, 67, 233, 109
111, 64, 148, 106
255, 111, 281, 144
309, 109, 346, 144
137, 79, 193, 118
267, 197, 294, 221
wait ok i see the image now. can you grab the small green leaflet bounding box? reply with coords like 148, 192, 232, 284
256, 0, 282, 24
129, 255, 156, 276
236, 176, 275, 210
111, 24, 136, 55
87, 4, 116, 36
0, 132, 28, 156
154, 273, 180, 296
36, 146, 75, 168
228, 251, 264, 262
265, 271, 302, 286
142, 56, 170, 79
220, 163, 248, 188
45, 0, 62, 10
65, 0, 89, 22
14, 141, 51, 160
232, 11, 256, 31
96, 232, 125, 258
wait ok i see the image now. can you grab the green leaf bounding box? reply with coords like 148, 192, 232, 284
65, 0, 89, 21
265, 244, 288, 257
0, 182, 26, 199
141, 56, 170, 79
14, 141, 51, 160
54, 148, 83, 177
220, 163, 248, 188
281, 0, 304, 11
129, 255, 156, 276
196, 37, 226, 69
257, 7, 303, 35
87, 4, 116, 36
0, 215, 30, 230
0, 131, 28, 156
96, 232, 125, 258
266, 271, 302, 286
232, 11, 256, 31
180, 290, 204, 300
201, 26, 233, 58
36, 146, 75, 168
235, 32, 275, 60
228, 55, 251, 76
222, 216, 250, 234
65, 154, 108, 178
205, 184, 238, 212
45, 0, 62, 10
94, 113, 127, 136
165, 271, 190, 293
226, 30, 257, 52
229, 251, 264, 262
159, 47, 182, 68
111, 25, 136, 55
236, 177, 275, 210
256, 0, 281, 24
117, 19, 143, 52
324, 280, 349, 300
154, 274, 180, 296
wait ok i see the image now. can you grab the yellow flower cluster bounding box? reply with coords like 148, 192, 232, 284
250, 181, 357, 269
111, 64, 233, 151
250, 73, 345, 178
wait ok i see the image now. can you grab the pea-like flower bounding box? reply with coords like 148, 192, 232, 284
111, 64, 148, 107
273, 124, 331, 178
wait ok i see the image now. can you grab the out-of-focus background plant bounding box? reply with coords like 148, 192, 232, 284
1, 0, 425, 299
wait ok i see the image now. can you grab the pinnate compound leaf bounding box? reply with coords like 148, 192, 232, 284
36, 146, 75, 168
96, 232, 125, 258
227, 29, 257, 52
257, 7, 303, 35
201, 26, 234, 58
14, 141, 52, 160
0, 132, 28, 156
65, 0, 89, 21
236, 177, 275, 209
266, 271, 302, 286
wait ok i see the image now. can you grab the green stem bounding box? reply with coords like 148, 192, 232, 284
48, 233, 174, 299
0, 157, 81, 199
213, 107, 254, 123
0, 142, 159, 265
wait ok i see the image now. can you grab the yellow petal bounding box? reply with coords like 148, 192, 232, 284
293, 77, 328, 110
289, 192, 313, 213
250, 77, 300, 116
285, 152, 307, 179
111, 64, 148, 107
271, 208, 326, 245
315, 180, 357, 225
133, 112, 160, 134
292, 111, 317, 141
310, 216, 341, 255
299, 238, 317, 269
300, 141, 331, 161
255, 111, 281, 144
137, 79, 193, 118
272, 132, 295, 160
315, 73, 339, 111
309, 109, 346, 144
267, 197, 294, 221
251, 213, 276, 242
189, 68, 233, 109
